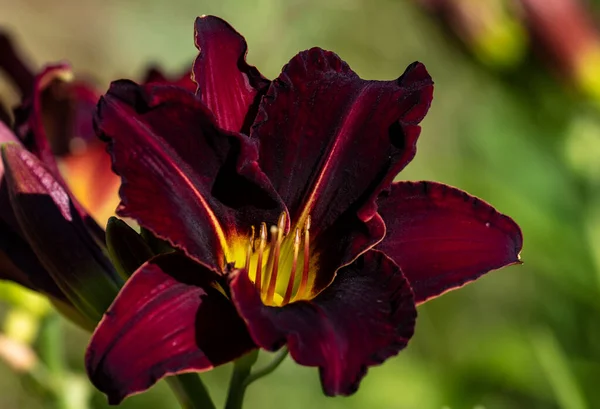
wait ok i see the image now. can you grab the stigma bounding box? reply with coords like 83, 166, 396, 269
242, 212, 312, 306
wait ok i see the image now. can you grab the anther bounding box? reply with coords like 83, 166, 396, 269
255, 223, 267, 292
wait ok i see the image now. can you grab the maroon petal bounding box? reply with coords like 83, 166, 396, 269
86, 253, 255, 404
0, 123, 67, 301
252, 49, 433, 235
13, 64, 72, 176
51, 80, 100, 153
193, 16, 270, 133
95, 80, 285, 272
230, 250, 416, 396
376, 181, 523, 304
0, 218, 66, 300
11, 64, 106, 240
2, 143, 121, 322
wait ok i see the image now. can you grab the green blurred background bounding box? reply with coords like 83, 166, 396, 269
1, 0, 600, 408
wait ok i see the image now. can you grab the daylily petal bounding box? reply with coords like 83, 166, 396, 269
0, 186, 68, 304
86, 253, 255, 404
11, 63, 110, 237
95, 80, 285, 272
250, 49, 432, 294
193, 15, 270, 133
0, 219, 64, 299
13, 64, 74, 176
2, 143, 121, 323
376, 181, 523, 304
230, 250, 416, 396
23, 78, 100, 155
0, 123, 66, 300
251, 49, 433, 234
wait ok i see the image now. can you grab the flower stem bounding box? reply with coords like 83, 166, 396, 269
243, 347, 288, 388
166, 373, 216, 409
224, 350, 259, 409
224, 348, 288, 409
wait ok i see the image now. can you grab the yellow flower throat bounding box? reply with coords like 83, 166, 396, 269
228, 213, 315, 307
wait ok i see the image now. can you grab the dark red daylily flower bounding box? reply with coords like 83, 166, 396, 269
86, 15, 523, 403
0, 38, 127, 327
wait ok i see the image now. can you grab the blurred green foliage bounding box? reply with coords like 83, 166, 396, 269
1, 0, 600, 408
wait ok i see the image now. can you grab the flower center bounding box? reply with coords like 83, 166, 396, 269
236, 213, 314, 307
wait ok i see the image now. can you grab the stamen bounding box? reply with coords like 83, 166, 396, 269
245, 226, 255, 271
266, 213, 287, 304
282, 228, 301, 305
296, 216, 311, 299
241, 213, 312, 306
255, 223, 267, 292
263, 225, 278, 291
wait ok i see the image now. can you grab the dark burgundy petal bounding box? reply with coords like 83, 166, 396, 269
0, 224, 36, 290
251, 50, 432, 293
46, 80, 100, 153
13, 64, 73, 175
11, 64, 107, 238
0, 218, 67, 300
95, 80, 285, 272
230, 250, 416, 396
0, 123, 67, 301
27, 78, 100, 155
0, 31, 34, 95
193, 16, 270, 133
2, 143, 121, 322
86, 253, 255, 404
376, 181, 523, 304
252, 49, 433, 235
